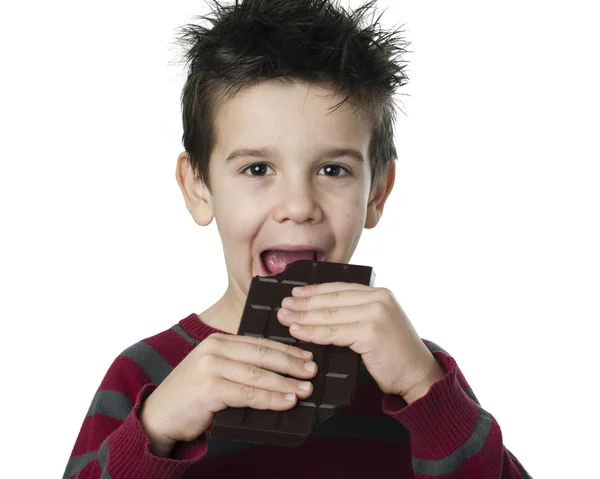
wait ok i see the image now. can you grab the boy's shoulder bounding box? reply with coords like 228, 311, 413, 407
104, 313, 209, 389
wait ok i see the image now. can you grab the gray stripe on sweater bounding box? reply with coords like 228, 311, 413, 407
412, 407, 493, 476
171, 323, 200, 347
64, 339, 177, 478
85, 390, 133, 421
97, 438, 112, 478
120, 341, 173, 385
62, 451, 96, 479
464, 389, 479, 406
425, 341, 481, 407
63, 340, 173, 478
424, 340, 449, 356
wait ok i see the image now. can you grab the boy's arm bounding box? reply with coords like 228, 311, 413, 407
382, 340, 533, 479
62, 337, 207, 479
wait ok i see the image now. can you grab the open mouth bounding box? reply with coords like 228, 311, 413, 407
259, 249, 324, 276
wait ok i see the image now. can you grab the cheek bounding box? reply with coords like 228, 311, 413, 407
213, 195, 262, 243
333, 197, 366, 232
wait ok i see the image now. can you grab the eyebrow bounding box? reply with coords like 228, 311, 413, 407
225, 146, 364, 163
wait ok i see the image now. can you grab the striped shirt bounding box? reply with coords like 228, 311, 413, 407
63, 313, 532, 478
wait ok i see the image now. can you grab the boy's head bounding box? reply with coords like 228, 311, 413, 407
174, 0, 409, 297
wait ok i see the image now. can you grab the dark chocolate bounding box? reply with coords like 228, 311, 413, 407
210, 259, 375, 447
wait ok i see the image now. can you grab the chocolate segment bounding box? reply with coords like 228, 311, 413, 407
210, 259, 375, 447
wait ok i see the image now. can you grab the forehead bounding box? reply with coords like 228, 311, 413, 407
211, 80, 372, 159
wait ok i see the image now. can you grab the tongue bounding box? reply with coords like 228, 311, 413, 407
262, 250, 316, 274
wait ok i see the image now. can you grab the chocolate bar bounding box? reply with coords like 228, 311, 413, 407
210, 259, 375, 447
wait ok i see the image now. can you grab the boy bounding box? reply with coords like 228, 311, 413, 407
63, 0, 531, 477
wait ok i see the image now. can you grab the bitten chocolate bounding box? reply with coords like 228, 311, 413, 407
210, 259, 375, 447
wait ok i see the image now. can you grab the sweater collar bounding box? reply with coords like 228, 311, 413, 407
179, 312, 228, 340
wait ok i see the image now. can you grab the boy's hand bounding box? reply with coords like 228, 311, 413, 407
139, 333, 317, 457
277, 282, 445, 401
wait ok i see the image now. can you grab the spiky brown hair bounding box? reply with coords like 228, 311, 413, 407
174, 0, 410, 191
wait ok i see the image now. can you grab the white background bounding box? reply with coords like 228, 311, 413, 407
1, 1, 598, 477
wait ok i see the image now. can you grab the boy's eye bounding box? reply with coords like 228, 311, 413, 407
317, 164, 349, 177
242, 163, 274, 176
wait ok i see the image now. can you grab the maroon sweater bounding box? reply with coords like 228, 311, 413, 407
63, 313, 531, 478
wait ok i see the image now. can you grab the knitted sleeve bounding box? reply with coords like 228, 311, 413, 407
382, 340, 533, 478
62, 328, 208, 479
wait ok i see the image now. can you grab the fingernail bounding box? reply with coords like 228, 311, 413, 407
298, 381, 311, 391
284, 393, 296, 401
279, 308, 292, 316
282, 297, 295, 307
301, 349, 313, 358
290, 323, 301, 331
304, 361, 316, 373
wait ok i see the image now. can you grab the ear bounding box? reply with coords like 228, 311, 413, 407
175, 152, 214, 226
365, 161, 396, 229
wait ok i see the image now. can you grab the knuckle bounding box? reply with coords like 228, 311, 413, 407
284, 343, 298, 356
198, 354, 216, 374
329, 290, 339, 301
253, 343, 269, 359
242, 386, 257, 400
371, 300, 387, 316
280, 375, 293, 391
198, 336, 219, 354
377, 287, 394, 303
324, 307, 337, 319
248, 365, 263, 381
286, 353, 297, 369
266, 390, 277, 407
325, 325, 337, 337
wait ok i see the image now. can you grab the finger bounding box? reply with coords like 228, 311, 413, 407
207, 377, 299, 412
205, 332, 314, 360
207, 355, 314, 399
278, 303, 368, 327
282, 288, 373, 312
201, 336, 318, 380
291, 281, 373, 297
288, 321, 366, 350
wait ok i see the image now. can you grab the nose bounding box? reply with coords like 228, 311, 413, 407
272, 177, 323, 224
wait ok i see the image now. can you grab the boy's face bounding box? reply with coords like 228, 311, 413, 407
177, 80, 394, 296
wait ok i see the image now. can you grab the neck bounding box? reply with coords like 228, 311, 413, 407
197, 278, 247, 334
